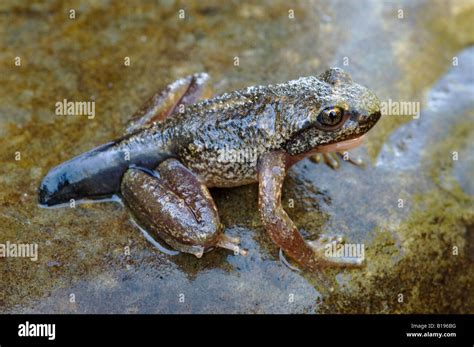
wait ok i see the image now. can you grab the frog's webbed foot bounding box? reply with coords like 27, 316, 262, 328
309, 152, 365, 170
307, 234, 365, 267
121, 159, 247, 257
125, 72, 211, 134
258, 151, 364, 270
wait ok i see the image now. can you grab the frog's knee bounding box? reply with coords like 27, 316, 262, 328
156, 158, 182, 172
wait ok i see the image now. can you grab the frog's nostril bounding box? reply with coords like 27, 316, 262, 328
352, 113, 368, 126
370, 110, 382, 124
355, 111, 381, 127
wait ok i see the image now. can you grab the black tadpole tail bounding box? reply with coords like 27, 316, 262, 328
38, 134, 171, 206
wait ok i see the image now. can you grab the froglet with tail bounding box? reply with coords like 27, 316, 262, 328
39, 68, 381, 270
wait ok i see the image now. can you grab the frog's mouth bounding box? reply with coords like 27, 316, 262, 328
312, 135, 365, 154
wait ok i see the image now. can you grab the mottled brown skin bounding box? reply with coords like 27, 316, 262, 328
39, 68, 381, 270
121, 160, 223, 258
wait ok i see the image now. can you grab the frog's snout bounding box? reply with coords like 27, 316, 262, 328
354, 110, 381, 129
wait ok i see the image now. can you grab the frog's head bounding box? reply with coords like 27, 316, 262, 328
283, 67, 381, 156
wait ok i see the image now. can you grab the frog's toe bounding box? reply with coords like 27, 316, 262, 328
307, 236, 365, 268
324, 153, 340, 169
309, 153, 322, 164
310, 152, 366, 170
216, 234, 248, 256
323, 254, 365, 267
309, 153, 340, 170
317, 233, 345, 244
336, 151, 365, 167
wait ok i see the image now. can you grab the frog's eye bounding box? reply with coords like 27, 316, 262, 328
317, 106, 345, 129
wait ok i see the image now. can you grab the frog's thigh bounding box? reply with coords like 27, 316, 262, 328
258, 151, 364, 269
126, 72, 211, 133
121, 159, 245, 257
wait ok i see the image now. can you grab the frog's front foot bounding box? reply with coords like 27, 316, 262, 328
258, 151, 364, 270
121, 159, 247, 257
310, 152, 365, 170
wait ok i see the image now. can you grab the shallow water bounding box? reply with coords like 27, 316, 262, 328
0, 0, 473, 313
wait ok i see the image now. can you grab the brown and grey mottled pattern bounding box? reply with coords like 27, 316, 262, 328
137, 68, 382, 187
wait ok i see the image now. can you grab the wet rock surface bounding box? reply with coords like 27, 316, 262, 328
0, 0, 473, 313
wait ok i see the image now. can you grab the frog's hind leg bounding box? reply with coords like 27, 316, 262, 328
310, 152, 365, 170
121, 159, 247, 257
125, 72, 211, 133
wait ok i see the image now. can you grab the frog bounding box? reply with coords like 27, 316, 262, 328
38, 68, 381, 271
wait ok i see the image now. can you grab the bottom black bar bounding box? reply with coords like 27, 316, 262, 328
0, 314, 472, 346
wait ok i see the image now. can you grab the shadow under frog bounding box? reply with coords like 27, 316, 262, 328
38, 68, 381, 271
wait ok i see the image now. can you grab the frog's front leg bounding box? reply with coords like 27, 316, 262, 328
258, 151, 364, 270
121, 159, 247, 258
